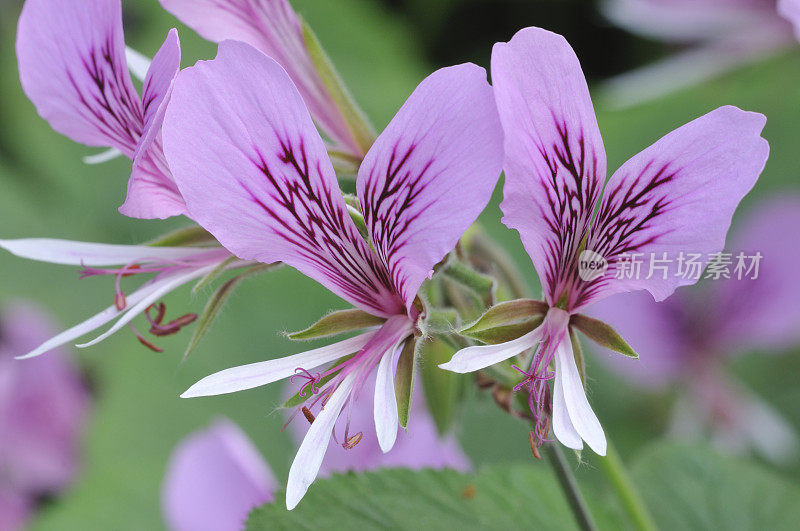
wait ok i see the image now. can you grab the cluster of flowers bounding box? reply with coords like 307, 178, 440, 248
4, 0, 791, 516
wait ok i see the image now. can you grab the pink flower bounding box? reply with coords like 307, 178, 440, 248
602, 0, 800, 107
440, 27, 768, 456
16, 0, 184, 219
166, 40, 503, 507
159, 0, 370, 160
589, 196, 800, 462
161, 420, 277, 531
162, 403, 468, 530
0, 302, 90, 528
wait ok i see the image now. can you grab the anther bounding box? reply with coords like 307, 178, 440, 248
343, 432, 363, 450
302, 406, 315, 425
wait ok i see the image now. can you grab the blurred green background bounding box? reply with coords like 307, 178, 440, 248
1, 0, 799, 528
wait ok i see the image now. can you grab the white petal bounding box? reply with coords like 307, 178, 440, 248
374, 344, 402, 453
286, 372, 356, 510
125, 45, 151, 82
552, 355, 583, 450
83, 147, 122, 164
743, 392, 799, 464
181, 331, 376, 398
0, 238, 209, 266
438, 326, 542, 373
76, 263, 218, 348
14, 266, 191, 359
555, 339, 606, 455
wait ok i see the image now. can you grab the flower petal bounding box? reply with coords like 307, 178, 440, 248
357, 64, 504, 311
585, 106, 768, 307
121, 28, 186, 220
554, 337, 606, 455
438, 326, 542, 374
373, 343, 401, 454
17, 0, 143, 155
163, 41, 402, 316
714, 195, 800, 353
0, 238, 209, 266
181, 331, 376, 398
83, 147, 122, 165
551, 362, 583, 451
161, 419, 277, 531
286, 371, 357, 510
492, 27, 607, 307
159, 0, 359, 156
779, 0, 800, 41
76, 263, 218, 348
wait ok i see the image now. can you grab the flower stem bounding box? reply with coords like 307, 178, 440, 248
543, 444, 598, 531
595, 440, 657, 531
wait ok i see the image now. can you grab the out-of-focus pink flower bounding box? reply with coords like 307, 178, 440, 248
0, 302, 90, 528
601, 0, 799, 107
286, 373, 470, 476
589, 196, 800, 462
161, 419, 277, 531
162, 404, 468, 531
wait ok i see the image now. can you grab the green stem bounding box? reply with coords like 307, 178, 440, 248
595, 440, 658, 531
544, 444, 598, 531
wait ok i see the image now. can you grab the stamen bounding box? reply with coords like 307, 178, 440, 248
128, 323, 163, 353
114, 291, 127, 311
290, 367, 322, 397
342, 432, 363, 450
145, 303, 198, 337
302, 406, 316, 425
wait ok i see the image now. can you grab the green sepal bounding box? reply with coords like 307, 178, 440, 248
147, 225, 217, 247
424, 308, 460, 335
570, 313, 639, 359
459, 299, 548, 344
301, 19, 376, 155
287, 308, 385, 341
183, 264, 273, 360
441, 260, 495, 307
192, 256, 240, 294
419, 336, 464, 436
394, 338, 417, 429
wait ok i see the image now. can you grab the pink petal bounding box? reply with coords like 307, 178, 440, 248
163, 41, 402, 317
585, 106, 768, 307
0, 490, 30, 531
779, 0, 800, 40
162, 419, 276, 531
181, 331, 376, 398
586, 290, 693, 389
357, 64, 504, 311
121, 28, 186, 220
159, 0, 361, 157
713, 195, 800, 352
492, 27, 607, 307
602, 0, 779, 42
0, 303, 90, 496
16, 0, 143, 156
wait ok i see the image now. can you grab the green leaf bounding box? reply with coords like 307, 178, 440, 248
394, 338, 417, 429
631, 443, 800, 530
287, 308, 385, 341
146, 225, 216, 247
570, 313, 638, 358
301, 19, 376, 155
246, 464, 621, 530
418, 336, 464, 436
460, 299, 547, 345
